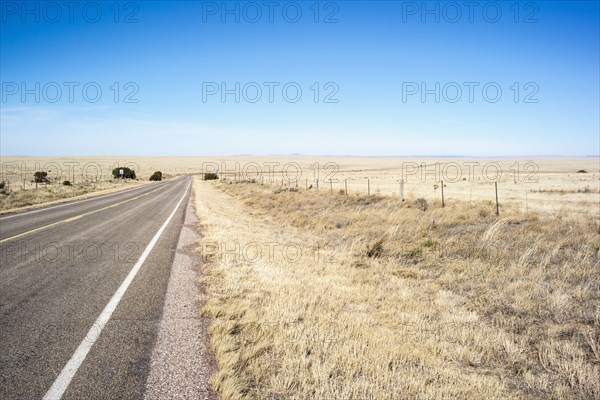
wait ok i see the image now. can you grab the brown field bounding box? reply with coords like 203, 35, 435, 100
1, 156, 598, 398
195, 173, 599, 399
1, 156, 598, 216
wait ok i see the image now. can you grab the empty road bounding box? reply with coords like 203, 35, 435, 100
0, 176, 195, 399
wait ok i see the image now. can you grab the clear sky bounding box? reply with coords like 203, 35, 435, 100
1, 0, 598, 156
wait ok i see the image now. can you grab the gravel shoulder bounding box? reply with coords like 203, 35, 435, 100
144, 188, 218, 399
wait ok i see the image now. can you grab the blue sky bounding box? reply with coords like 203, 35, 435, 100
1, 0, 598, 156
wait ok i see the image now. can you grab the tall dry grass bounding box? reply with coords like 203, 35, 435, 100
194, 177, 599, 399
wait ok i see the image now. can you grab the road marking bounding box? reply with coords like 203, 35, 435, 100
0, 177, 183, 220
0, 185, 167, 244
42, 178, 191, 400
0, 182, 166, 221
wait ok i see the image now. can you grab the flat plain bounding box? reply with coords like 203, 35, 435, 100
1, 156, 599, 399
1, 156, 598, 216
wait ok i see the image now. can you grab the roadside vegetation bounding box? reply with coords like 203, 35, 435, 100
195, 177, 600, 400
149, 171, 163, 181
0, 179, 148, 213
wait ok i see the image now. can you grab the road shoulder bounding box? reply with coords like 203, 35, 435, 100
144, 188, 218, 399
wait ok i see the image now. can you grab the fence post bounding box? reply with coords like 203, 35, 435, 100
441, 180, 444, 208
400, 180, 404, 202
368, 179, 370, 196
305, 178, 307, 190
495, 182, 499, 216
330, 179, 333, 194
316, 179, 319, 191
345, 179, 348, 195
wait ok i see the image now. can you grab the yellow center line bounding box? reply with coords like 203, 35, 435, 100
0, 185, 167, 244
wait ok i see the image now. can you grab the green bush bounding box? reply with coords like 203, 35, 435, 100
34, 171, 49, 183
112, 167, 136, 179
149, 171, 163, 181
204, 172, 219, 181
63, 180, 72, 186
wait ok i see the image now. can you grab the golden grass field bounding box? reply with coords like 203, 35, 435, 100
195, 174, 599, 399
1, 156, 599, 398
1, 156, 598, 215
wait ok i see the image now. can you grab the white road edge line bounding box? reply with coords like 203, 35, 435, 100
42, 178, 191, 400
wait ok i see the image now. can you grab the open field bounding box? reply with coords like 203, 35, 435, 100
0, 179, 153, 214
194, 176, 599, 399
1, 156, 598, 216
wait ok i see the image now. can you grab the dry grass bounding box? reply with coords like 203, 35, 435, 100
2, 156, 598, 215
0, 179, 150, 213
194, 177, 599, 400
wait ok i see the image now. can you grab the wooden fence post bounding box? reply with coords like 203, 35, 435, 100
441, 180, 445, 208
495, 182, 499, 216
345, 179, 348, 195
368, 179, 370, 196
400, 180, 404, 202
330, 179, 333, 194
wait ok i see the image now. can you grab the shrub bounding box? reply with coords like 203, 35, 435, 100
366, 239, 384, 258
415, 198, 428, 211
149, 171, 162, 181
62, 180, 72, 186
34, 171, 49, 183
112, 167, 136, 179
0, 181, 5, 189
577, 169, 588, 173
409, 246, 423, 259
204, 172, 219, 181
423, 238, 438, 248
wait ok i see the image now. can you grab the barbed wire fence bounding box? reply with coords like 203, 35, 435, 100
220, 172, 600, 218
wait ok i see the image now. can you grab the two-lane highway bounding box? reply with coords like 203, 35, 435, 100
0, 176, 192, 399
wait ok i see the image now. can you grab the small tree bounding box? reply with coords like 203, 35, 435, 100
63, 180, 72, 186
34, 171, 48, 183
149, 171, 162, 181
204, 172, 219, 181
112, 167, 136, 179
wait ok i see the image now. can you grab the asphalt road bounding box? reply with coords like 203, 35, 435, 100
0, 176, 192, 399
